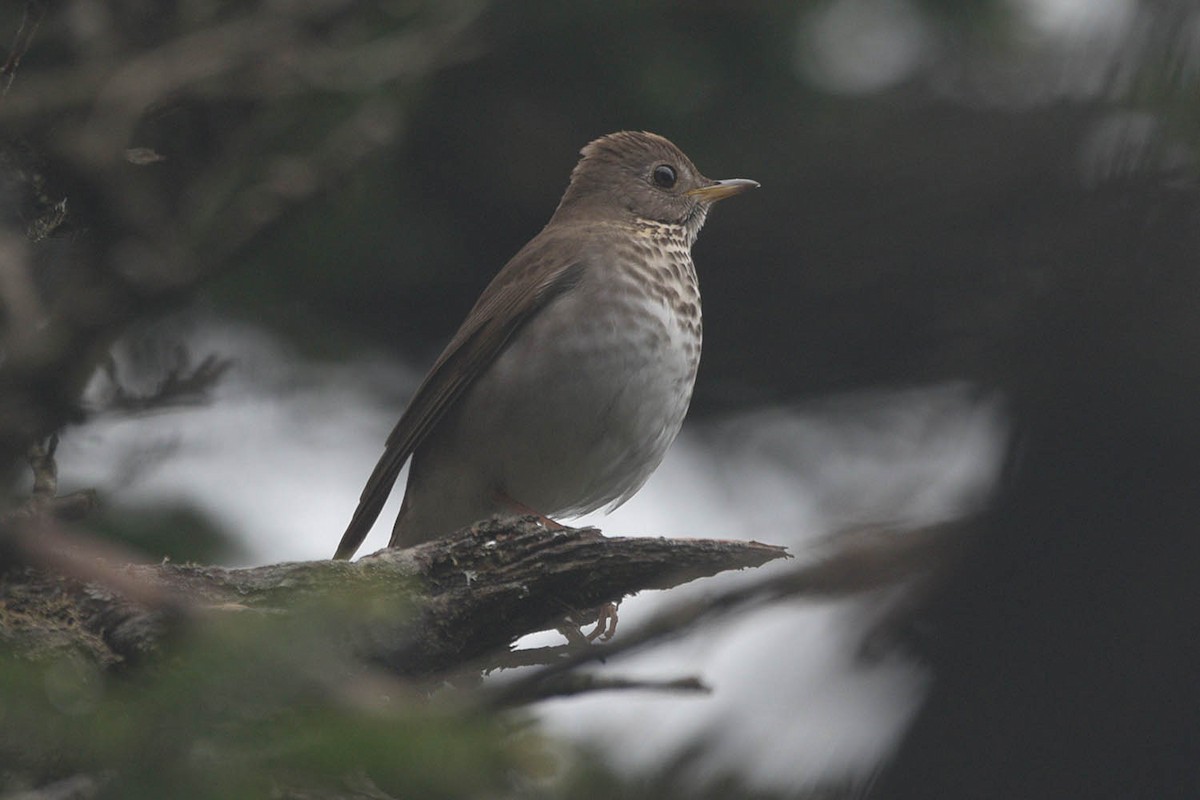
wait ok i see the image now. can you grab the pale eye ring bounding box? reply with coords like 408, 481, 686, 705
652, 164, 677, 189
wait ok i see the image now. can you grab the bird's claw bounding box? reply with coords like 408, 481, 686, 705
585, 602, 619, 642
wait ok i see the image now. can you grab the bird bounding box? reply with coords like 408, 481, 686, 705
334, 131, 757, 560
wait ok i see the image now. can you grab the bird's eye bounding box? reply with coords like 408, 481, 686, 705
652, 164, 677, 189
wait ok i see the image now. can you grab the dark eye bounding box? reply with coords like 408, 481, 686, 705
652, 164, 677, 189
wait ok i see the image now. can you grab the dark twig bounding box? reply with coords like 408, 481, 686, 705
27, 433, 59, 504
0, 0, 47, 100
3, 490, 100, 526
490, 673, 711, 706
99, 350, 233, 414
3, 436, 99, 528
482, 644, 579, 672
480, 520, 969, 709
0, 3, 483, 470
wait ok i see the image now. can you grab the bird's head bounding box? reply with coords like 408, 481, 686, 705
551, 131, 758, 240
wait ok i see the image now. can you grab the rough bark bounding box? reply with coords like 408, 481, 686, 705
0, 516, 790, 678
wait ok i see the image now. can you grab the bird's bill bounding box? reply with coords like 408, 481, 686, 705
687, 178, 760, 202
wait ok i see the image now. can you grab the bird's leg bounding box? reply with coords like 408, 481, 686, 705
490, 490, 618, 640
585, 602, 619, 642
555, 600, 620, 644
491, 489, 571, 531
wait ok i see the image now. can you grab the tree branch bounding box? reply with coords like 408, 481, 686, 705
480, 520, 967, 709
0, 517, 790, 678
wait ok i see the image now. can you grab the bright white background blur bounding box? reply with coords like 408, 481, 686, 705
59, 319, 1006, 791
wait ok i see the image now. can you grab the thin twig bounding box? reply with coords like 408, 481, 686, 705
3, 436, 99, 527
28, 433, 59, 503
100, 350, 233, 414
0, 0, 47, 100
489, 673, 710, 706
479, 521, 970, 709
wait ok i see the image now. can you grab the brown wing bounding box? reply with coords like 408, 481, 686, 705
332, 232, 588, 559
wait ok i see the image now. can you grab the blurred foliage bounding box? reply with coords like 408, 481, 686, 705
185, 0, 1200, 409
541, 745, 861, 800
86, 504, 243, 564
0, 608, 530, 800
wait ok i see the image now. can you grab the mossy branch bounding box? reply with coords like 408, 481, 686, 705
1, 517, 790, 678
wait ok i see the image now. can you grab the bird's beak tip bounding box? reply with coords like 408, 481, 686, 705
687, 178, 760, 202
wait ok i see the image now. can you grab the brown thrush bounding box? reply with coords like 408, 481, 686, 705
334, 131, 757, 559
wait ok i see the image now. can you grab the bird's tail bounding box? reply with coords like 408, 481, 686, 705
332, 449, 406, 560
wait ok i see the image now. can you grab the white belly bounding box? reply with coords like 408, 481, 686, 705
469, 279, 700, 515
401, 267, 701, 541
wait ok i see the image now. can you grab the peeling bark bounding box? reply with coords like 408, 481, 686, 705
0, 516, 790, 677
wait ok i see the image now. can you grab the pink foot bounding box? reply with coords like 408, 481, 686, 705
585, 602, 619, 642
491, 489, 570, 531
